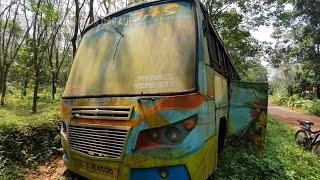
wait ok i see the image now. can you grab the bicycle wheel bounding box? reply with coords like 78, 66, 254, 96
312, 142, 320, 157
295, 130, 308, 146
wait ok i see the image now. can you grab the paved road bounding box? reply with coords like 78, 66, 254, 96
268, 103, 320, 130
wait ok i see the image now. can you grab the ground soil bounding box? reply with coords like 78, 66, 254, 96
26, 157, 67, 180
268, 103, 320, 130
26, 103, 320, 179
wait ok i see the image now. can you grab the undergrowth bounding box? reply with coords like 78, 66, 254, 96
271, 95, 320, 116
217, 118, 320, 180
0, 88, 61, 179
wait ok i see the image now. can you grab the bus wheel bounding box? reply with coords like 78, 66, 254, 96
207, 171, 217, 180
218, 118, 227, 154
63, 169, 85, 180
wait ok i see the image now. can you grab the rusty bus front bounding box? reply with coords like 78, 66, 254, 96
60, 0, 268, 179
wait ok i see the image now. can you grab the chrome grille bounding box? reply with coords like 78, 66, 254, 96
71, 106, 133, 120
68, 124, 128, 159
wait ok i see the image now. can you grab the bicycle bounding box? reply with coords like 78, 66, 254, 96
295, 120, 320, 156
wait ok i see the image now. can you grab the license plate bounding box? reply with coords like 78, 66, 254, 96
76, 159, 118, 176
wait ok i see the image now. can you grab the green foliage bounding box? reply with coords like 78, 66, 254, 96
244, 61, 268, 82
0, 88, 61, 179
268, 0, 320, 96
217, 118, 320, 180
218, 9, 268, 82
271, 95, 320, 116
300, 99, 320, 116
202, 0, 268, 82
269, 61, 318, 102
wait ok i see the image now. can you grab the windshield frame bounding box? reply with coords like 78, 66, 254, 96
62, 0, 199, 99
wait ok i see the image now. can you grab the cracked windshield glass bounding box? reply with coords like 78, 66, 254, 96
63, 1, 196, 97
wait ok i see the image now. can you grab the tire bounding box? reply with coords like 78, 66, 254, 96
312, 142, 320, 157
207, 171, 217, 180
295, 130, 308, 147
63, 169, 87, 180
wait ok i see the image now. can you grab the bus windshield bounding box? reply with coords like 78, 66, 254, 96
63, 1, 196, 97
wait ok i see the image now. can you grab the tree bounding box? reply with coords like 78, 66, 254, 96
71, 0, 85, 58
29, 0, 58, 112
267, 0, 320, 97
46, 0, 71, 99
0, 1, 31, 105
202, 0, 268, 81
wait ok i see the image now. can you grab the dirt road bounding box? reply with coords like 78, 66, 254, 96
268, 103, 320, 129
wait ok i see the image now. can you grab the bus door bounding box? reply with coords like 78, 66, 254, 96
228, 81, 268, 150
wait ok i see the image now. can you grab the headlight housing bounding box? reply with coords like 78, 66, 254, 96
135, 115, 197, 151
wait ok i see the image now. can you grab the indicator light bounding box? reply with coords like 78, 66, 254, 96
184, 117, 196, 131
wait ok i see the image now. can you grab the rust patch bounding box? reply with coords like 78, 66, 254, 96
151, 93, 206, 112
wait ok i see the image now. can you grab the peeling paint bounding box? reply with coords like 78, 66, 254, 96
60, 0, 268, 179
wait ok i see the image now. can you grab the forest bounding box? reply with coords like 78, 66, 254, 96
0, 0, 318, 112
0, 0, 319, 179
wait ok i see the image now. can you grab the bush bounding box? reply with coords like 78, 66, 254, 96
0, 88, 62, 179
271, 95, 320, 116
0, 118, 61, 179
270, 95, 288, 105
286, 94, 301, 108
271, 95, 282, 105
301, 99, 320, 116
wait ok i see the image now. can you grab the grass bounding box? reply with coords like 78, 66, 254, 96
0, 88, 61, 129
217, 118, 320, 180
0, 88, 62, 179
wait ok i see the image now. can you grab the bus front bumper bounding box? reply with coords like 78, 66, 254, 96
62, 134, 218, 180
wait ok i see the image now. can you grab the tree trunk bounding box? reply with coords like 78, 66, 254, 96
32, 69, 40, 113
0, 66, 9, 106
22, 76, 28, 96
51, 73, 56, 100
0, 68, 3, 92
72, 0, 80, 58
88, 0, 94, 24
31, 0, 41, 113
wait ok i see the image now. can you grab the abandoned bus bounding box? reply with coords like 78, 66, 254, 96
60, 0, 268, 179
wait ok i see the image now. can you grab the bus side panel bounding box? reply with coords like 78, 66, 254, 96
228, 81, 268, 150
214, 73, 228, 121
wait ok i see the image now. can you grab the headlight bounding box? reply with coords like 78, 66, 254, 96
166, 127, 181, 143
135, 115, 197, 151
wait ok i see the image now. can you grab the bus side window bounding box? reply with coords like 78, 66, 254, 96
222, 51, 227, 73
203, 20, 221, 74
217, 44, 223, 70
200, 4, 240, 81
208, 35, 219, 68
